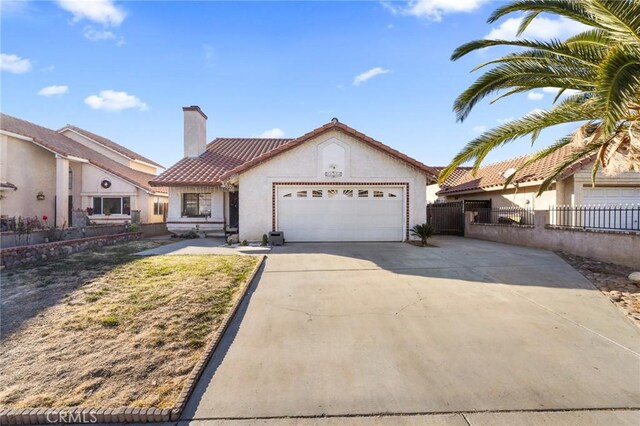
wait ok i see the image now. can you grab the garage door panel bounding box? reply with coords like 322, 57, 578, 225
583, 187, 640, 205
276, 186, 404, 242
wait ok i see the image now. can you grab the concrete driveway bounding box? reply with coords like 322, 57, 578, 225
182, 237, 640, 422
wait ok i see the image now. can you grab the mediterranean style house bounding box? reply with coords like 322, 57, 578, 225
432, 146, 640, 209
151, 106, 437, 242
0, 113, 168, 227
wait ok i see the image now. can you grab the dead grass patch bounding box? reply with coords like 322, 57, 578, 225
0, 240, 258, 409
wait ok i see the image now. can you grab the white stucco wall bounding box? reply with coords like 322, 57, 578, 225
444, 184, 557, 209
0, 134, 57, 221
60, 129, 160, 174
166, 186, 224, 233
237, 129, 428, 241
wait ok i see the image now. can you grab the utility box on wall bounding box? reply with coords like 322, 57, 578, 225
268, 231, 284, 246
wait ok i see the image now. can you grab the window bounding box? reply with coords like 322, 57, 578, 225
182, 193, 211, 217
92, 197, 131, 215
388, 193, 397, 198
296, 190, 307, 198
312, 190, 323, 198
154, 197, 166, 215
282, 193, 292, 198
358, 190, 369, 198
328, 189, 338, 198
373, 190, 384, 198
68, 169, 73, 190
343, 189, 353, 198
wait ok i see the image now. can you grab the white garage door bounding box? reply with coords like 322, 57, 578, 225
276, 186, 404, 242
583, 187, 640, 205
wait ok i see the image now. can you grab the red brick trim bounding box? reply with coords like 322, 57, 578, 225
271, 182, 411, 240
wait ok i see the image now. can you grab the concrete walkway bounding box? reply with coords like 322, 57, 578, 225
180, 237, 640, 423
135, 238, 271, 256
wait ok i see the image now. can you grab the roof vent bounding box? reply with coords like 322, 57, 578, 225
331, 117, 339, 124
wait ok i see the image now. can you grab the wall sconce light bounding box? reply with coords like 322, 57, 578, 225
36, 192, 45, 201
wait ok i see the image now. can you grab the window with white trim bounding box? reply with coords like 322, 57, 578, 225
153, 197, 167, 215
182, 193, 211, 217
92, 196, 131, 215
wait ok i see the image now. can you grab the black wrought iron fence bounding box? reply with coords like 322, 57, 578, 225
472, 207, 535, 226
548, 205, 640, 231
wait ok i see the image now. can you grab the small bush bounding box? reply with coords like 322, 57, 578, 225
241, 240, 248, 246
410, 223, 435, 247
261, 234, 268, 246
128, 223, 140, 233
227, 237, 234, 246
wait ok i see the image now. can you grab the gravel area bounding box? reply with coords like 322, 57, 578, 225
558, 252, 640, 327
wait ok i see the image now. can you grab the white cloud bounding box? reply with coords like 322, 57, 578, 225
542, 87, 581, 97
258, 128, 285, 138
84, 90, 148, 112
56, 0, 126, 26
0, 53, 31, 74
485, 16, 588, 40
353, 67, 391, 86
497, 117, 514, 123
83, 26, 125, 45
38, 85, 69, 96
527, 91, 544, 100
472, 125, 487, 133
383, 0, 487, 22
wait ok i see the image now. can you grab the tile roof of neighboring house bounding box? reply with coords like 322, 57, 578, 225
151, 120, 437, 186
430, 166, 473, 188
0, 113, 166, 194
60, 125, 164, 168
439, 145, 590, 195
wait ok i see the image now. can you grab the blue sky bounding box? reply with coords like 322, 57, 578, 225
1, 0, 587, 169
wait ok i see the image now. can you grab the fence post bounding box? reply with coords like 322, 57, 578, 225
534, 210, 546, 230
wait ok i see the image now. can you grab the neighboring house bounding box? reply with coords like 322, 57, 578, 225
151, 106, 437, 242
0, 113, 168, 227
426, 166, 472, 203
438, 146, 640, 208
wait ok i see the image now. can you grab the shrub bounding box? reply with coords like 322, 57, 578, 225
129, 223, 140, 233
241, 240, 248, 246
410, 223, 435, 247
261, 234, 268, 246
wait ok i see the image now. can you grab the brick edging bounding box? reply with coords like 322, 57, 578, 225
169, 254, 265, 420
0, 255, 266, 425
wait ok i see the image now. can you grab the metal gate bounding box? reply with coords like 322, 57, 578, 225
426, 200, 492, 235
427, 201, 464, 235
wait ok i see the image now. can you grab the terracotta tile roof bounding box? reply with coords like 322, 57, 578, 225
438, 145, 587, 195
0, 113, 166, 194
60, 125, 164, 168
430, 166, 473, 188
151, 120, 437, 187
150, 138, 294, 186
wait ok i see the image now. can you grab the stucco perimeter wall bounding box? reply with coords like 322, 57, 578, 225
464, 211, 640, 268
238, 129, 428, 242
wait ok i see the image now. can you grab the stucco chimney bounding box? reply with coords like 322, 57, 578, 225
183, 106, 207, 158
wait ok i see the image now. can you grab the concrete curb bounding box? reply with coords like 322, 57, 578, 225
0, 255, 266, 424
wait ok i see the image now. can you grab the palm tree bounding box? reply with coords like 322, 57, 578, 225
440, 0, 640, 194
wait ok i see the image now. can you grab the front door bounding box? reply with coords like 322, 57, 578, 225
229, 192, 239, 229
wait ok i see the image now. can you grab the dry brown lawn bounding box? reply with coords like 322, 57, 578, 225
0, 240, 258, 409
